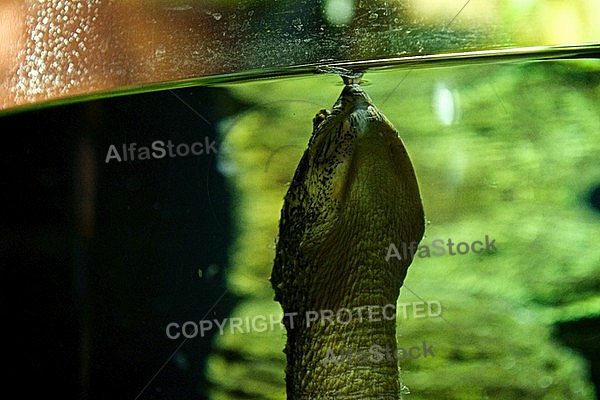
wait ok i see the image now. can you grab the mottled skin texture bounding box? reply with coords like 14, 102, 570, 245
271, 82, 425, 399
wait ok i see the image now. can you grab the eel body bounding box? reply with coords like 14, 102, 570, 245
271, 76, 425, 399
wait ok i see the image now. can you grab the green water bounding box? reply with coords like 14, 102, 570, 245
3, 45, 599, 399
206, 46, 600, 399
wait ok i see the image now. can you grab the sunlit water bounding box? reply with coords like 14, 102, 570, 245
2, 45, 599, 399
206, 46, 600, 400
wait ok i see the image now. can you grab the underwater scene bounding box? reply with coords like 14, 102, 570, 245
208, 54, 600, 399
2, 47, 599, 399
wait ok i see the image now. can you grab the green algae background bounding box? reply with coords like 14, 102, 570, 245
205, 59, 600, 399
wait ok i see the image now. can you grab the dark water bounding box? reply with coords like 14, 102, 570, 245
1, 45, 599, 399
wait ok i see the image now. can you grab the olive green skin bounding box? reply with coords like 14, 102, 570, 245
271, 83, 425, 399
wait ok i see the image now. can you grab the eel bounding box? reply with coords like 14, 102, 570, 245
271, 73, 425, 399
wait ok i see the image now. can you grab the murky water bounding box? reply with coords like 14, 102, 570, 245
2, 45, 599, 399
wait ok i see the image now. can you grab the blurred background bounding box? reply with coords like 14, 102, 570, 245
1, 1, 599, 399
